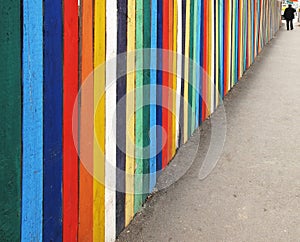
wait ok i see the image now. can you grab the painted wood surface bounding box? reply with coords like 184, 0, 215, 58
78, 0, 94, 240
162, 0, 170, 167
43, 0, 63, 240
172, 0, 178, 155
22, 0, 43, 241
150, 0, 158, 193
142, 0, 151, 201
184, 0, 191, 142
105, 0, 117, 241
63, 1, 79, 241
0, 1, 21, 241
94, 0, 106, 240
134, 0, 144, 213
125, 0, 136, 226
0, 1, 282, 241
116, 0, 127, 235
156, 0, 163, 174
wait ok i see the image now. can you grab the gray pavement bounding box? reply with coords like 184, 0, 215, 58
117, 24, 300, 242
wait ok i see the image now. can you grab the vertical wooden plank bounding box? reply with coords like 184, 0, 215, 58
235, 0, 239, 84
238, 0, 243, 79
134, 0, 144, 213
125, 0, 136, 226
22, 0, 43, 240
183, 0, 191, 142
247, 0, 251, 68
106, 0, 117, 240
197, 0, 203, 123
251, 0, 254, 62
0, 1, 21, 240
202, 0, 208, 120
223, 0, 229, 96
207, 0, 211, 114
254, 0, 257, 58
219, 0, 224, 100
257, 0, 262, 54
199, 0, 204, 123
162, 0, 170, 166
168, 0, 173, 161
78, 0, 94, 240
142, 0, 151, 201
176, 0, 183, 146
188, 0, 194, 136
149, 0, 157, 192
116, 0, 127, 235
191, 0, 198, 132
172, 0, 178, 155
43, 0, 63, 240
215, 0, 219, 108
156, 0, 163, 173
231, 0, 237, 87
227, 0, 232, 93
210, 0, 215, 112
94, 0, 106, 240
63, 0, 79, 240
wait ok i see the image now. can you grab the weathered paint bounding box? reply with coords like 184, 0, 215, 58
149, 0, 158, 193
63, 0, 79, 240
22, 0, 43, 240
43, 0, 63, 240
0, 1, 21, 241
125, 0, 136, 226
0, 1, 282, 240
105, 0, 117, 241
78, 0, 94, 240
116, 0, 127, 235
93, 0, 106, 240
134, 0, 144, 213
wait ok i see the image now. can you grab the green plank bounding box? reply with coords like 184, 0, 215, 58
135, 0, 144, 213
0, 1, 21, 240
142, 0, 151, 202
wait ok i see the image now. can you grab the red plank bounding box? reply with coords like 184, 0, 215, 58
63, 0, 79, 240
162, 0, 170, 168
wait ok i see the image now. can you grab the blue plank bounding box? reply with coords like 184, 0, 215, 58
199, 0, 204, 120
116, 0, 127, 234
21, 0, 43, 241
156, 0, 163, 175
251, 0, 254, 62
220, 0, 224, 98
43, 0, 63, 240
195, 0, 202, 127
149, 0, 157, 192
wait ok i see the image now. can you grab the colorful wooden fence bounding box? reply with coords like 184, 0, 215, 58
0, 0, 281, 241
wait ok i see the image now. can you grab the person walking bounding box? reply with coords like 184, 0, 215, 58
284, 4, 296, 31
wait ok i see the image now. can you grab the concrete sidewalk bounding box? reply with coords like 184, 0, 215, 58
118, 25, 300, 242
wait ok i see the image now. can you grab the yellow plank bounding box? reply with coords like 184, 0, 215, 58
172, 0, 178, 156
93, 0, 106, 240
125, 0, 136, 226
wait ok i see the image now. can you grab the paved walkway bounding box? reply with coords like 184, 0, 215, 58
118, 24, 300, 242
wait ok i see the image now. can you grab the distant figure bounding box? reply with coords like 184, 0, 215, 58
284, 4, 296, 31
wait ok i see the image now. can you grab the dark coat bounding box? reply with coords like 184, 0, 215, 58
284, 7, 296, 20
